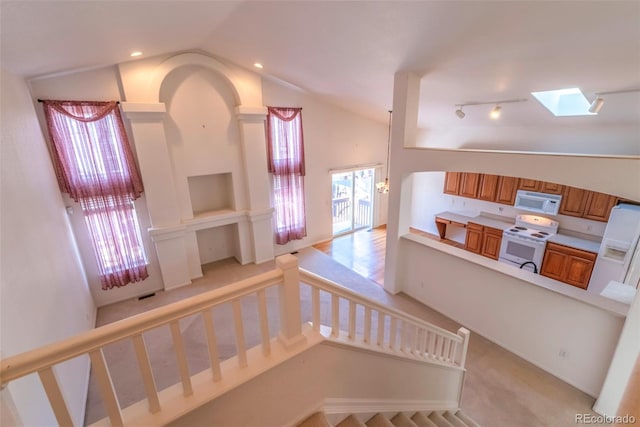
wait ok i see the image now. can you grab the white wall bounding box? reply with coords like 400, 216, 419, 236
261, 78, 389, 255
29, 66, 165, 307
0, 69, 96, 427
398, 238, 625, 397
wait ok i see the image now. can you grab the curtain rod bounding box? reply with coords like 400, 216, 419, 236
37, 99, 120, 104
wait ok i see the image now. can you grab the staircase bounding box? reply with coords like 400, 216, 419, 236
299, 410, 480, 427
0, 254, 473, 427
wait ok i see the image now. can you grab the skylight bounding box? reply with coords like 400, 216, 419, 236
531, 88, 596, 117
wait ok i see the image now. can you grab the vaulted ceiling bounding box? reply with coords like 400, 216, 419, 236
2, 1, 639, 151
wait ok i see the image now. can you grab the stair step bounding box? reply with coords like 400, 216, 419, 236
455, 410, 481, 427
428, 412, 455, 427
390, 412, 419, 427
366, 413, 395, 427
298, 412, 333, 427
410, 412, 438, 427
443, 411, 468, 427
337, 414, 367, 427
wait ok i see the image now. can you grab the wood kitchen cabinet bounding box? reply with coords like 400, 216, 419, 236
518, 179, 542, 192
539, 181, 564, 195
443, 172, 461, 195
495, 176, 519, 205
583, 192, 618, 222
464, 222, 483, 254
559, 186, 590, 217
540, 242, 597, 289
478, 174, 500, 201
465, 222, 503, 260
459, 173, 481, 198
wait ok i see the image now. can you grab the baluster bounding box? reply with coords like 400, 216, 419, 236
448, 341, 457, 363
348, 301, 356, 340
232, 299, 248, 367
443, 338, 451, 362
38, 367, 74, 427
435, 335, 444, 360
169, 321, 193, 396
131, 334, 160, 413
428, 331, 437, 358
377, 311, 385, 347
413, 327, 420, 355
400, 321, 407, 353
364, 306, 372, 344
202, 309, 222, 381
389, 317, 397, 350
89, 349, 125, 426
420, 329, 428, 356
257, 289, 271, 356
331, 294, 340, 337
312, 287, 321, 332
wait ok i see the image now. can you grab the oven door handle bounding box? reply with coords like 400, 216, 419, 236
519, 261, 539, 274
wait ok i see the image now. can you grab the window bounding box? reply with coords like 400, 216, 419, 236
42, 100, 148, 289
266, 107, 307, 244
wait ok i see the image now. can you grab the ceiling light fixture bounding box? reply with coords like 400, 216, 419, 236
254, 62, 264, 69
490, 105, 501, 119
454, 98, 527, 119
130, 51, 143, 57
588, 97, 604, 114
588, 88, 640, 114
376, 110, 392, 194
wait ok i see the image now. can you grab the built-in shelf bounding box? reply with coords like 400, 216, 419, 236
188, 173, 235, 216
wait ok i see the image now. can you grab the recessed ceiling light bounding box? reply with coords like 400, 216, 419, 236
253, 63, 264, 69
531, 88, 595, 116
130, 51, 143, 57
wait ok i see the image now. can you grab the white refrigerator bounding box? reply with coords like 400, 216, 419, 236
589, 203, 640, 295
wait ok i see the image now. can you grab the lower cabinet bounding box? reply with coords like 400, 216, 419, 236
465, 222, 503, 260
540, 242, 597, 289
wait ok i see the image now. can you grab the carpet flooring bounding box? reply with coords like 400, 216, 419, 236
84, 247, 604, 426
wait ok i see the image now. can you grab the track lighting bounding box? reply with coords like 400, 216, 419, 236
588, 89, 640, 114
490, 105, 501, 119
454, 98, 526, 120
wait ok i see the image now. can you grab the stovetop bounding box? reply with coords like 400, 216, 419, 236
503, 214, 559, 242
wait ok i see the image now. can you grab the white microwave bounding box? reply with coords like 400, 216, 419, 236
514, 190, 562, 216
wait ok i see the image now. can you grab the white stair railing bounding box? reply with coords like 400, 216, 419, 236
300, 270, 469, 368
0, 254, 470, 426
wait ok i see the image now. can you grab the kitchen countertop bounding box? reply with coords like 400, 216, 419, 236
435, 211, 513, 230
548, 232, 601, 253
435, 210, 602, 253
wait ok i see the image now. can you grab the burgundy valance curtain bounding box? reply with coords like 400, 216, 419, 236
42, 100, 148, 289
43, 100, 144, 202
267, 107, 307, 245
266, 107, 305, 176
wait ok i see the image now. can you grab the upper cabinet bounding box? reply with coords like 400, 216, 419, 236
443, 172, 461, 195
459, 173, 481, 198
518, 179, 542, 192
443, 172, 628, 222
559, 187, 590, 217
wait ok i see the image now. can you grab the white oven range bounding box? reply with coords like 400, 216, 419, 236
498, 214, 559, 273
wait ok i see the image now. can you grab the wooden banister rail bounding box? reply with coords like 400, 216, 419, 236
0, 268, 282, 384
300, 269, 467, 367
0, 255, 470, 426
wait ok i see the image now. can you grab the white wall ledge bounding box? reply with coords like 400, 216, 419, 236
401, 233, 629, 317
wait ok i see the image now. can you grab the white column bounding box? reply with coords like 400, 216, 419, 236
235, 106, 275, 264
123, 102, 192, 290
383, 72, 421, 294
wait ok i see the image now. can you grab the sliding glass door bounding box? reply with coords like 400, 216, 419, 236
331, 168, 374, 236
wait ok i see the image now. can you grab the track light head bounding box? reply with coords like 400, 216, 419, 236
490, 105, 501, 119
589, 97, 604, 114
455, 107, 465, 119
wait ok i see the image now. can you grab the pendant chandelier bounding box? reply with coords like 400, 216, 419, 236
376, 110, 392, 194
